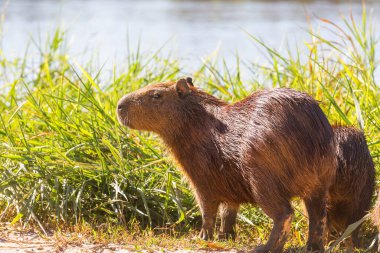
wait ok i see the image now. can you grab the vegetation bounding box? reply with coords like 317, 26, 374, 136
0, 7, 379, 251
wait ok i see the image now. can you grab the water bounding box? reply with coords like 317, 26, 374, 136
1, 0, 380, 70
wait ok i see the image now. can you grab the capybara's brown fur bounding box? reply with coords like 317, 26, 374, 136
117, 78, 337, 253
372, 193, 380, 252
217, 126, 375, 248
327, 126, 375, 248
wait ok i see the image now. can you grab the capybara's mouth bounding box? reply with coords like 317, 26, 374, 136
117, 111, 130, 127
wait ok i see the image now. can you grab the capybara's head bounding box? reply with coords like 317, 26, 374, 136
117, 77, 195, 133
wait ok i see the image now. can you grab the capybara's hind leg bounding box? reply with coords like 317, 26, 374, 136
347, 208, 367, 249
250, 201, 293, 253
218, 203, 239, 240
343, 235, 355, 253
304, 191, 328, 252
197, 198, 219, 240
347, 219, 361, 250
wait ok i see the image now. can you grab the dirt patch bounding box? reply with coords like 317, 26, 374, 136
0, 225, 239, 253
0, 228, 119, 253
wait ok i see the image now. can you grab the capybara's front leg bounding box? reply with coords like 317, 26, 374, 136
218, 202, 239, 240
250, 201, 294, 253
197, 197, 219, 240
304, 191, 328, 252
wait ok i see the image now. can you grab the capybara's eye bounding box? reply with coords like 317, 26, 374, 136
151, 91, 162, 99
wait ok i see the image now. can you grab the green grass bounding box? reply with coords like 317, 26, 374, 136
0, 7, 379, 252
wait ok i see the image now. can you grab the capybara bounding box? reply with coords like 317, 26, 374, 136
117, 78, 336, 253
327, 126, 375, 248
372, 193, 380, 252
218, 126, 375, 248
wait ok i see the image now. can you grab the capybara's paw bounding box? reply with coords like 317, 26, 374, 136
306, 243, 325, 253
248, 245, 269, 253
199, 229, 213, 241
217, 232, 236, 241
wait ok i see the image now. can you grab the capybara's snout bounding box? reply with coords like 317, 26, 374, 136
116, 95, 131, 126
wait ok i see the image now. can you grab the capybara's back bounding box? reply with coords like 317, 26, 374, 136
328, 126, 375, 247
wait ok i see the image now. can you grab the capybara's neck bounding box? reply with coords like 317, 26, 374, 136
161, 96, 227, 170
159, 92, 233, 184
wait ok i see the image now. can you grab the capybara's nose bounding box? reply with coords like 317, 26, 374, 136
117, 99, 128, 111
117, 94, 131, 111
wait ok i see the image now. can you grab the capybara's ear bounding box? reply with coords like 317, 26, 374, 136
186, 77, 194, 86
176, 78, 191, 98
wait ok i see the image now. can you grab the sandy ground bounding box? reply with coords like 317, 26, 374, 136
0, 226, 239, 253
0, 229, 128, 253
